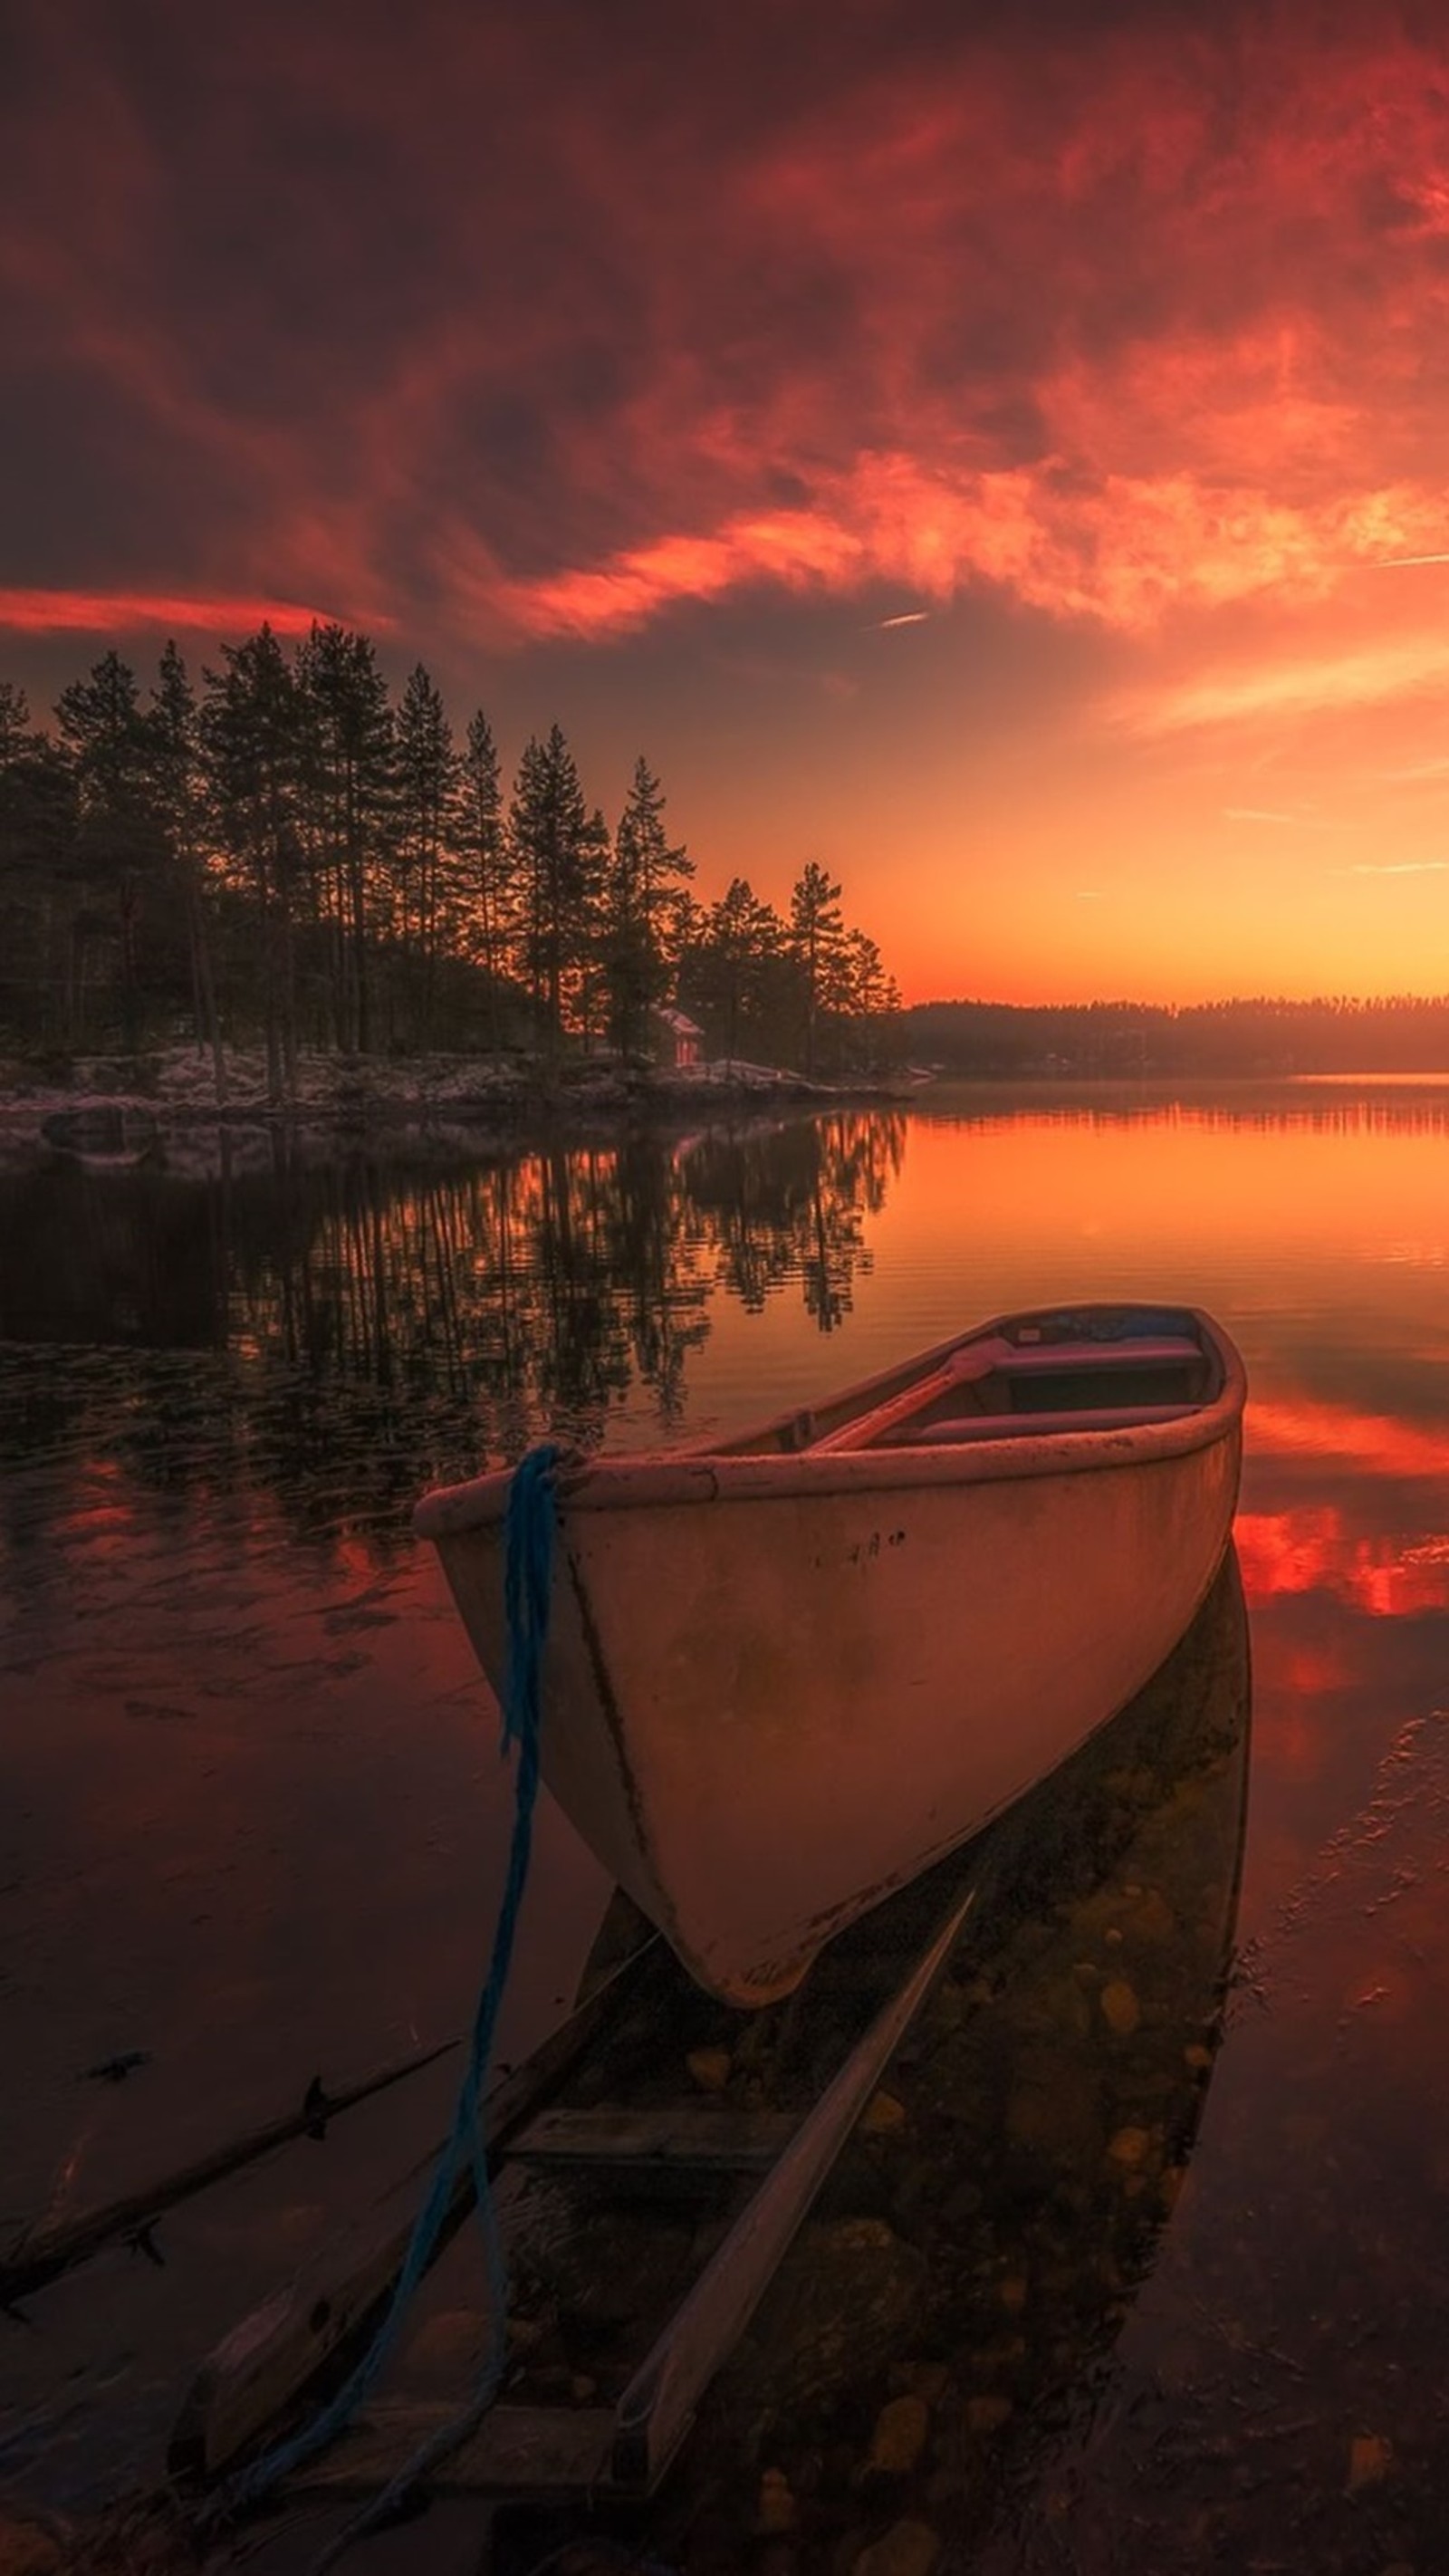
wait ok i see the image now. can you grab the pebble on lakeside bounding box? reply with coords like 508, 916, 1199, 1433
1099, 1978, 1142, 2035
860, 2089, 908, 2135
852, 2518, 941, 2576
755, 2467, 798, 2533
686, 2045, 733, 2091
863, 2392, 931, 2477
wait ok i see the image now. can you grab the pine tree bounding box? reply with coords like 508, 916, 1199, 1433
508, 723, 598, 1054
295, 623, 396, 1053
601, 755, 694, 1059
202, 625, 303, 1102
458, 710, 516, 1048
0, 682, 76, 1048
394, 663, 456, 1048
0, 680, 30, 766
686, 876, 782, 1065
55, 649, 161, 1050
149, 641, 227, 1101
788, 859, 844, 1077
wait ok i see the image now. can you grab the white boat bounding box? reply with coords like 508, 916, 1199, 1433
414, 1302, 1246, 2007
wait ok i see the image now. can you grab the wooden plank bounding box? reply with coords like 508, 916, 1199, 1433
506, 2104, 800, 2173
0, 2038, 459, 2305
282, 2401, 618, 2497
609, 1880, 977, 2494
810, 1349, 1003, 1453
169, 1937, 657, 2484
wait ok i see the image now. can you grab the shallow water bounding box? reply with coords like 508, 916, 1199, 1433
3, 1081, 1449, 2567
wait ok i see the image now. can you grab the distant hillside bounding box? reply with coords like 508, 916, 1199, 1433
902, 995, 1449, 1077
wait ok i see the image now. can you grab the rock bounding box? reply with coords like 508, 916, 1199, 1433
402, 2305, 485, 2379
1099, 1979, 1141, 2035
686, 2045, 733, 2091
852, 2518, 941, 2576
0, 2524, 62, 2576
756, 2467, 798, 2533
743, 2217, 926, 2404
1128, 1887, 1176, 1943
865, 2393, 930, 2476
1107, 2125, 1151, 2168
860, 2090, 907, 2136
1347, 2432, 1392, 2491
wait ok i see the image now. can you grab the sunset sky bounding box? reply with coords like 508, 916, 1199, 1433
5, 0, 1449, 1003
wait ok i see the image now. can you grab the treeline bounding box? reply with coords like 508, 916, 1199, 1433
906, 995, 1449, 1076
0, 629, 901, 1097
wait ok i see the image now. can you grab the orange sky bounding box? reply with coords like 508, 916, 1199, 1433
5, 2, 1449, 1002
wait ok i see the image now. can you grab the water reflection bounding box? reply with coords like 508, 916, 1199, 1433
494, 1552, 1250, 2574
0, 1112, 904, 1506
4, 1082, 1449, 2554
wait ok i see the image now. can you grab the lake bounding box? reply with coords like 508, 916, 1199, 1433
3, 1080, 1448, 2571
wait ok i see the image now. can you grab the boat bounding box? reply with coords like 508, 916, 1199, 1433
173, 1551, 1250, 2518
414, 1302, 1246, 2008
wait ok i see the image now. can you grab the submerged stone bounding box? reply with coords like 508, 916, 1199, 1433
1099, 1978, 1142, 2035
864, 2392, 930, 2476
686, 2045, 733, 2091
852, 2519, 941, 2576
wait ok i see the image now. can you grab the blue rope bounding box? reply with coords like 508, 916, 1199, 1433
211, 1441, 565, 2535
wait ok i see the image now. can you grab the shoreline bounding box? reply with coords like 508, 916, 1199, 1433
0, 1045, 923, 1171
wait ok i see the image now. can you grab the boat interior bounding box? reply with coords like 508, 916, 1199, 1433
762, 1311, 1222, 1456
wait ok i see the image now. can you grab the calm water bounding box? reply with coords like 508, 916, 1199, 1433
3, 1081, 1449, 2569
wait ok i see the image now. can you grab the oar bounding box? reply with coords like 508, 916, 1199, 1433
1, 2036, 460, 2306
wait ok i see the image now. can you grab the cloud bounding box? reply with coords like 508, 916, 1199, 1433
1336, 860, 1449, 877
1118, 636, 1449, 734
10, 5, 1449, 652
0, 589, 356, 636
495, 461, 1449, 643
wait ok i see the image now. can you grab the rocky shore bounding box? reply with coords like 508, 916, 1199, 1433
0, 1045, 911, 1173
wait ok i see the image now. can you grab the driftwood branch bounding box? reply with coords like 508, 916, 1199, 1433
1, 2036, 460, 2305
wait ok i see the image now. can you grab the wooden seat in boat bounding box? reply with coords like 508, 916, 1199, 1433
812, 1331, 1211, 1456
898, 1401, 1196, 1447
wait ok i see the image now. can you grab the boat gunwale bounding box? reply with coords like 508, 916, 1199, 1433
413, 1304, 1246, 1536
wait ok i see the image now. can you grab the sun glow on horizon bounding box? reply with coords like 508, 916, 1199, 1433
6, 5, 1449, 1002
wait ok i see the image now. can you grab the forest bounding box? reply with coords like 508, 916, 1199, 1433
902, 994, 1449, 1077
0, 626, 901, 1100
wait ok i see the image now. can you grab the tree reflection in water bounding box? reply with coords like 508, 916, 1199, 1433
0, 1112, 907, 1547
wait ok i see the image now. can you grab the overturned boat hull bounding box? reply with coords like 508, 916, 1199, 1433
416, 1303, 1246, 2004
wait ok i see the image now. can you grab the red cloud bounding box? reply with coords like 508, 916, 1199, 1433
1250, 1397, 1449, 1484
11, 8, 1449, 654
1237, 1507, 1449, 1620
0, 590, 355, 636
